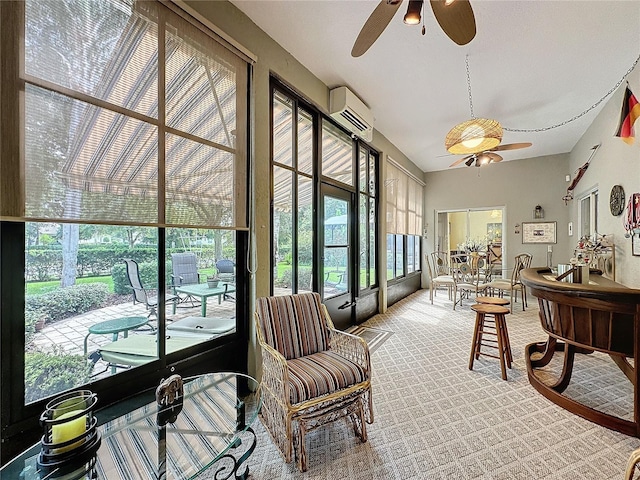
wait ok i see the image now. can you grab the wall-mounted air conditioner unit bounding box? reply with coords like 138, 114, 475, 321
329, 86, 374, 142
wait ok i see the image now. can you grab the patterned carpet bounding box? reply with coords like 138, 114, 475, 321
204, 289, 640, 479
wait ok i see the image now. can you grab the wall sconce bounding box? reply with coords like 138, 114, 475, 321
533, 205, 544, 219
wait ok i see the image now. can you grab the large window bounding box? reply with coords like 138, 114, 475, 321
385, 159, 423, 280
272, 91, 315, 295
271, 83, 378, 297
359, 147, 378, 289
1, 0, 249, 457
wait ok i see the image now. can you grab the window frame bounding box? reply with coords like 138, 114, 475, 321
270, 79, 379, 297
0, 0, 251, 462
578, 187, 599, 239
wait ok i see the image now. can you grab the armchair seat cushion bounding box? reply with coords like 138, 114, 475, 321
287, 351, 367, 404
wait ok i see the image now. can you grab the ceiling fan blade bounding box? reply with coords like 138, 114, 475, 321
492, 142, 533, 152
465, 156, 475, 167
449, 155, 471, 167
429, 0, 476, 46
487, 152, 503, 163
352, 0, 404, 57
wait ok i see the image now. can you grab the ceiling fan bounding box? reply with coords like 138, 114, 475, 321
351, 0, 476, 57
448, 142, 533, 168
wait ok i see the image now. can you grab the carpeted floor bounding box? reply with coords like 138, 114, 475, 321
204, 289, 640, 479
346, 325, 394, 353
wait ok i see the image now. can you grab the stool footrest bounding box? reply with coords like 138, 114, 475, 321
469, 308, 513, 380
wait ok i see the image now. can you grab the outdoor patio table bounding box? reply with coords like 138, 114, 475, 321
83, 316, 149, 357
174, 283, 236, 317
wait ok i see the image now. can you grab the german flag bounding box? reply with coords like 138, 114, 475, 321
615, 85, 640, 145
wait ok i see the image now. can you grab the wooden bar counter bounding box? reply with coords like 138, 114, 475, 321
521, 267, 640, 436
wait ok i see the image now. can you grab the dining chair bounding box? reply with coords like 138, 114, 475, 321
485, 253, 533, 313
425, 254, 454, 304
430, 251, 451, 276
451, 257, 490, 310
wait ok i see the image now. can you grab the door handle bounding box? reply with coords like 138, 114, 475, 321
338, 301, 355, 310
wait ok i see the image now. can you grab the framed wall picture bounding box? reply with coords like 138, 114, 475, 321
522, 221, 557, 244
633, 234, 640, 256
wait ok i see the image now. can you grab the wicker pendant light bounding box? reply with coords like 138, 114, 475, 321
446, 55, 503, 155
445, 118, 503, 154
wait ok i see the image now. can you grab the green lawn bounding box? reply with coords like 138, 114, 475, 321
26, 275, 115, 295
26, 267, 220, 296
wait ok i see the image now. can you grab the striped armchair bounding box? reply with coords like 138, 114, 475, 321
255, 292, 373, 471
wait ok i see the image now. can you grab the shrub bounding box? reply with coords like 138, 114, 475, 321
26, 283, 109, 322
25, 350, 91, 403
274, 267, 312, 290
25, 308, 47, 345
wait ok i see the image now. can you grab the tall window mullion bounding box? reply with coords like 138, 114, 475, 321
358, 144, 377, 290
272, 89, 316, 295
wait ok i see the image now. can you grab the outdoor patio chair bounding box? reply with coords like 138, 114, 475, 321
171, 252, 205, 307
215, 259, 236, 300
255, 292, 373, 471
215, 259, 235, 282
124, 259, 178, 318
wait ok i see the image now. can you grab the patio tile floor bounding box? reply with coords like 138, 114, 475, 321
31, 295, 236, 377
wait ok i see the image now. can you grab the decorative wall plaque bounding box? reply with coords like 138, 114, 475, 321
609, 184, 625, 216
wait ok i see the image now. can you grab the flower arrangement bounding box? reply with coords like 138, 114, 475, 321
458, 236, 488, 253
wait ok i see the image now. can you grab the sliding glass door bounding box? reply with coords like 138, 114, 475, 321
436, 208, 505, 273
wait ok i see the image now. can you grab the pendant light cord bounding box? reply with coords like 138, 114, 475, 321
465, 54, 475, 119
463, 53, 640, 132
502, 53, 640, 133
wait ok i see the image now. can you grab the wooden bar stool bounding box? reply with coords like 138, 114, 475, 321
476, 296, 510, 307
475, 296, 513, 363
469, 303, 512, 380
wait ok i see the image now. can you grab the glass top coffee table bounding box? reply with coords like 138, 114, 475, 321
1, 372, 261, 480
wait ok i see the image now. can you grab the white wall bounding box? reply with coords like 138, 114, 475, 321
425, 153, 571, 273
567, 63, 640, 287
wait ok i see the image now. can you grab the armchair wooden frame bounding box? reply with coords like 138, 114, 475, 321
255, 294, 373, 472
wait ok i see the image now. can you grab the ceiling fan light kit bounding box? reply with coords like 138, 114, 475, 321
403, 0, 422, 25
446, 54, 532, 168
351, 0, 475, 57
445, 118, 503, 154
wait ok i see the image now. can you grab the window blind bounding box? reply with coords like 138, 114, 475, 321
386, 158, 424, 236
4, 0, 249, 230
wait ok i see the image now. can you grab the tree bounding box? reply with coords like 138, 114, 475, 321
25, 0, 133, 286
